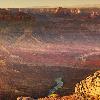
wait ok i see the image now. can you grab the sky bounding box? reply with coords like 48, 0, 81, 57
0, 0, 100, 8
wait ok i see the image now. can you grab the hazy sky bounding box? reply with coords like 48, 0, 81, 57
0, 0, 100, 8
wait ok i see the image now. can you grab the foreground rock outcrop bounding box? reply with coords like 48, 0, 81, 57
75, 70, 100, 99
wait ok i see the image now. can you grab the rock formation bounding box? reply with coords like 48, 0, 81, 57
75, 70, 100, 99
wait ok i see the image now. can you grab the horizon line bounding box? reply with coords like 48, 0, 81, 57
0, 6, 100, 9
0, 4, 100, 8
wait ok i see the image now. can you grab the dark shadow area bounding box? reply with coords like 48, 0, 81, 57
0, 63, 98, 100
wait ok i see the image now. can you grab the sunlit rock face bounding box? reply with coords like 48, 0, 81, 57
75, 70, 100, 99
